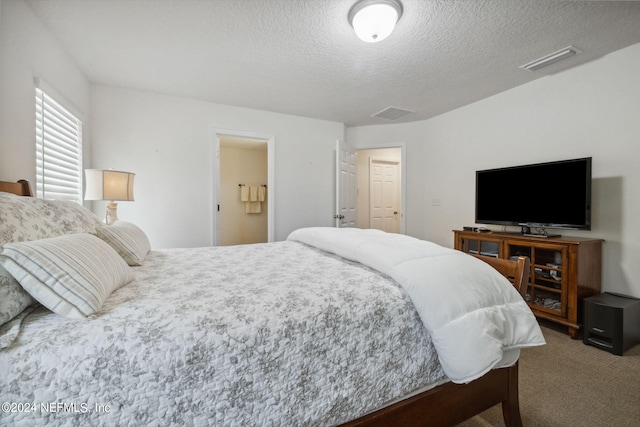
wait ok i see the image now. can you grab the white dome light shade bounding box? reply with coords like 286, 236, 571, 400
348, 0, 403, 43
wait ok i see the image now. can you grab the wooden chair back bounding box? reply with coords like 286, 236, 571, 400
472, 254, 530, 299
0, 179, 33, 196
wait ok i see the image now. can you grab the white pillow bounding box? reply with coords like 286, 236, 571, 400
0, 233, 134, 320
96, 221, 151, 266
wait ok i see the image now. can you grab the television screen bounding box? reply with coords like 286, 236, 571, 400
475, 157, 592, 230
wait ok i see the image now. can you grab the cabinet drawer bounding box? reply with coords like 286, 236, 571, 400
583, 302, 616, 339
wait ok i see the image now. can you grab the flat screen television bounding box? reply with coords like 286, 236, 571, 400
475, 157, 592, 232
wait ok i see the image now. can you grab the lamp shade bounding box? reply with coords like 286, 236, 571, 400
85, 169, 135, 201
348, 0, 403, 43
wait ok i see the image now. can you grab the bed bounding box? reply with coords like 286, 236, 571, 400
0, 180, 544, 426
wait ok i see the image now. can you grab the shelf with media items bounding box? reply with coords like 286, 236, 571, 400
462, 237, 501, 258
453, 230, 603, 338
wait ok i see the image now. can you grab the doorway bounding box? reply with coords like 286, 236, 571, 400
356, 147, 403, 232
214, 130, 275, 246
369, 158, 401, 233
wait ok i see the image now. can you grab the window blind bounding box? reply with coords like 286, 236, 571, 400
35, 87, 83, 203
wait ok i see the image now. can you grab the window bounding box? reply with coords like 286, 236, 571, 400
35, 87, 83, 203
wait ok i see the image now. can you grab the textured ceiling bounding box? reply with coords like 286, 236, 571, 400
24, 0, 640, 126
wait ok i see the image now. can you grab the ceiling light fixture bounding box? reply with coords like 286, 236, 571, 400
348, 0, 403, 43
520, 46, 579, 71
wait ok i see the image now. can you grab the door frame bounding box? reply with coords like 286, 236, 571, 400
213, 128, 275, 245
353, 143, 406, 234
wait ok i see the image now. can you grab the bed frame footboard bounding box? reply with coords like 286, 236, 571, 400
342, 362, 521, 427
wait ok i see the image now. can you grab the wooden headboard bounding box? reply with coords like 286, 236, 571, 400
0, 180, 33, 196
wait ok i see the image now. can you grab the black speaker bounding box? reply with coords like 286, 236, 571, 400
583, 292, 640, 356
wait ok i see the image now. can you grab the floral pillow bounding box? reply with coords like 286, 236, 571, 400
0, 268, 34, 327
1, 192, 64, 328
22, 197, 103, 235
0, 192, 65, 244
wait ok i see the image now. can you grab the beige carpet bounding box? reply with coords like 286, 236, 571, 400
457, 322, 640, 427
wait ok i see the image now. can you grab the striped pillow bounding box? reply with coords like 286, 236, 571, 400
96, 221, 151, 266
0, 233, 134, 320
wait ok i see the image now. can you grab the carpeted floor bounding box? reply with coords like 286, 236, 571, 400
457, 322, 640, 426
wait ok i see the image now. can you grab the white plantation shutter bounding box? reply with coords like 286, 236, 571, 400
35, 87, 83, 203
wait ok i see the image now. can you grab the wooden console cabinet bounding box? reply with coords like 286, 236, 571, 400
453, 230, 603, 339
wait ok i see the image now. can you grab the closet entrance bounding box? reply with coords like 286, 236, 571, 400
214, 131, 274, 246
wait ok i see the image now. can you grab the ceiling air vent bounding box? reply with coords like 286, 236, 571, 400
520, 46, 579, 71
371, 106, 415, 121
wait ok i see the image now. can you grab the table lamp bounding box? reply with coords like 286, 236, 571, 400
84, 169, 135, 225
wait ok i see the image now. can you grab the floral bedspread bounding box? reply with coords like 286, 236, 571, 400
1, 241, 446, 426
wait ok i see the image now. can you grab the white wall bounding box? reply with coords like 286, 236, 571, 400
348, 42, 640, 298
90, 85, 344, 248
0, 0, 91, 184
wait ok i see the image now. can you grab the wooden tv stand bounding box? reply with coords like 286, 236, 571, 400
453, 230, 603, 339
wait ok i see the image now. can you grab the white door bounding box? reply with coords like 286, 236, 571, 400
369, 159, 400, 233
335, 140, 357, 227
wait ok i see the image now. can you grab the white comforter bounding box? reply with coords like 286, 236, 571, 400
288, 227, 545, 383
